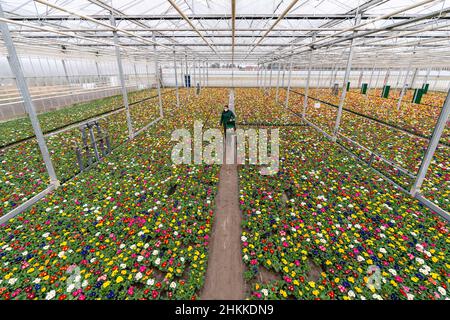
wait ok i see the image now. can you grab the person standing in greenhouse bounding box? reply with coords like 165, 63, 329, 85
220, 105, 236, 137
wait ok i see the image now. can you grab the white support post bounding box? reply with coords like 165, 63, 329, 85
285, 52, 294, 107
332, 66, 338, 87
395, 69, 402, 89
0, 4, 58, 185
204, 60, 207, 87
411, 89, 450, 196
173, 49, 179, 108
206, 59, 209, 87
185, 52, 190, 97
263, 64, 267, 92
281, 63, 286, 88
334, 13, 361, 137
397, 66, 412, 110
275, 62, 281, 102
61, 58, 70, 85
410, 68, 419, 89
197, 57, 201, 89
383, 68, 391, 87
256, 64, 260, 88
152, 32, 163, 117
330, 64, 337, 88
317, 68, 322, 89
193, 58, 197, 90
269, 64, 273, 90
95, 61, 101, 84
374, 68, 382, 90
110, 13, 133, 139
368, 64, 375, 94
433, 69, 441, 91
358, 69, 364, 88
424, 67, 431, 86
303, 35, 315, 117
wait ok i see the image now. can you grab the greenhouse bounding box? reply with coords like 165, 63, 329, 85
0, 0, 449, 303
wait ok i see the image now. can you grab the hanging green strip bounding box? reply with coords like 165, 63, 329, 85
361, 83, 368, 94
382, 85, 391, 98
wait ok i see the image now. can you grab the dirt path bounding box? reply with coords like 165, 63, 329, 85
200, 90, 245, 299
200, 161, 245, 300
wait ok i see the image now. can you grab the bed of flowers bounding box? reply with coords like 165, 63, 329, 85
278, 88, 449, 212
368, 88, 447, 109
0, 87, 228, 300
235, 100, 449, 299
0, 88, 163, 148
1, 89, 166, 218
291, 87, 449, 145
235, 88, 301, 125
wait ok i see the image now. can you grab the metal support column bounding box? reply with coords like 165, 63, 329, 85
152, 32, 163, 117
173, 49, 179, 108
358, 69, 364, 88
206, 59, 209, 87
383, 68, 391, 87
263, 64, 267, 92
0, 3, 58, 185
374, 69, 382, 90
275, 62, 281, 102
95, 60, 101, 83
110, 14, 133, 139
411, 89, 450, 196
410, 68, 419, 89
330, 64, 336, 88
334, 13, 361, 137
256, 63, 260, 88
433, 69, 441, 91
397, 66, 412, 110
269, 64, 273, 90
368, 64, 375, 94
61, 58, 70, 85
424, 67, 431, 86
303, 35, 315, 117
285, 51, 294, 107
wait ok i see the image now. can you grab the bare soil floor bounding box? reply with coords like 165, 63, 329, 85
200, 136, 246, 299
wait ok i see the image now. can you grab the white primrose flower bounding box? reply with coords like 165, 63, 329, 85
45, 290, 56, 300
438, 287, 447, 296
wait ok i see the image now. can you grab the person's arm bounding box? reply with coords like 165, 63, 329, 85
220, 113, 224, 126
230, 111, 236, 129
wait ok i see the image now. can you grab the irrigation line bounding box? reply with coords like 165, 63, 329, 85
289, 89, 450, 148
0, 89, 176, 150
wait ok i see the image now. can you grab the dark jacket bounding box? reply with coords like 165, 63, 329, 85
220, 110, 236, 129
